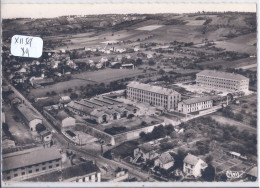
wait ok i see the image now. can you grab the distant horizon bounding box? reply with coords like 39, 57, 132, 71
2, 3, 256, 18
2, 11, 257, 20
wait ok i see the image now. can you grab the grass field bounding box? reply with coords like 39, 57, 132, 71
199, 57, 257, 69
214, 33, 256, 54
30, 69, 144, 98
72, 68, 144, 83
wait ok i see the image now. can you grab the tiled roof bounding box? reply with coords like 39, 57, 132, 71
183, 153, 200, 166
3, 148, 61, 171
197, 70, 248, 81
16, 104, 42, 122
139, 143, 155, 153
127, 81, 180, 96
182, 96, 214, 105
157, 152, 174, 164
56, 110, 72, 121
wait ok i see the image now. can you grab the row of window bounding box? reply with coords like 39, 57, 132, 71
127, 88, 180, 100
6, 164, 60, 180
6, 159, 60, 174
197, 75, 244, 83
128, 92, 168, 99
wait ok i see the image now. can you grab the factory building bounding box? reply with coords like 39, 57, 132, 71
16, 103, 43, 132
127, 81, 181, 110
67, 96, 138, 124
196, 70, 249, 92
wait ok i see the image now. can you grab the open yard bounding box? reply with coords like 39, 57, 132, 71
90, 115, 163, 135
3, 105, 38, 145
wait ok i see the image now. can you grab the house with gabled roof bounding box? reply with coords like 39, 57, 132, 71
183, 153, 207, 177
56, 110, 75, 129
133, 143, 159, 162
154, 152, 174, 170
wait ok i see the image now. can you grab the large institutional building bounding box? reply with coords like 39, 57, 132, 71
196, 70, 249, 92
2, 147, 62, 181
177, 96, 214, 114
127, 81, 181, 110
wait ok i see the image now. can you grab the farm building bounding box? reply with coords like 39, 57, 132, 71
2, 148, 62, 181
16, 104, 43, 132
183, 153, 207, 178
127, 81, 181, 110
56, 111, 76, 129
177, 96, 214, 114
67, 96, 138, 124
196, 70, 249, 92
154, 152, 174, 170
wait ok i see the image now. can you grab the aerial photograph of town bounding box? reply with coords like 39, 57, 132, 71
1, 3, 257, 186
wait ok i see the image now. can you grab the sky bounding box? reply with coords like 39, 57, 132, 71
1, 3, 257, 18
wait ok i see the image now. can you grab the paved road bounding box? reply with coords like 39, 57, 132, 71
4, 77, 155, 181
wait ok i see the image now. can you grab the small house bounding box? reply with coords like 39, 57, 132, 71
154, 152, 174, 170
183, 153, 207, 178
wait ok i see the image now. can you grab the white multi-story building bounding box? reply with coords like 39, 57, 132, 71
127, 81, 181, 110
178, 96, 213, 114
196, 70, 249, 92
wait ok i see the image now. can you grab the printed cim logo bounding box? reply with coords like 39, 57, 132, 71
226, 170, 244, 179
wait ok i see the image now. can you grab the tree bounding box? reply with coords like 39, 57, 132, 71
158, 69, 165, 75
139, 131, 146, 139
152, 125, 166, 139
70, 92, 78, 100
141, 121, 147, 126
103, 150, 112, 159
201, 164, 215, 181
165, 124, 174, 135
173, 149, 187, 169
51, 91, 57, 95
127, 114, 134, 119
135, 58, 143, 66
205, 155, 213, 164
148, 60, 156, 66
234, 113, 243, 121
